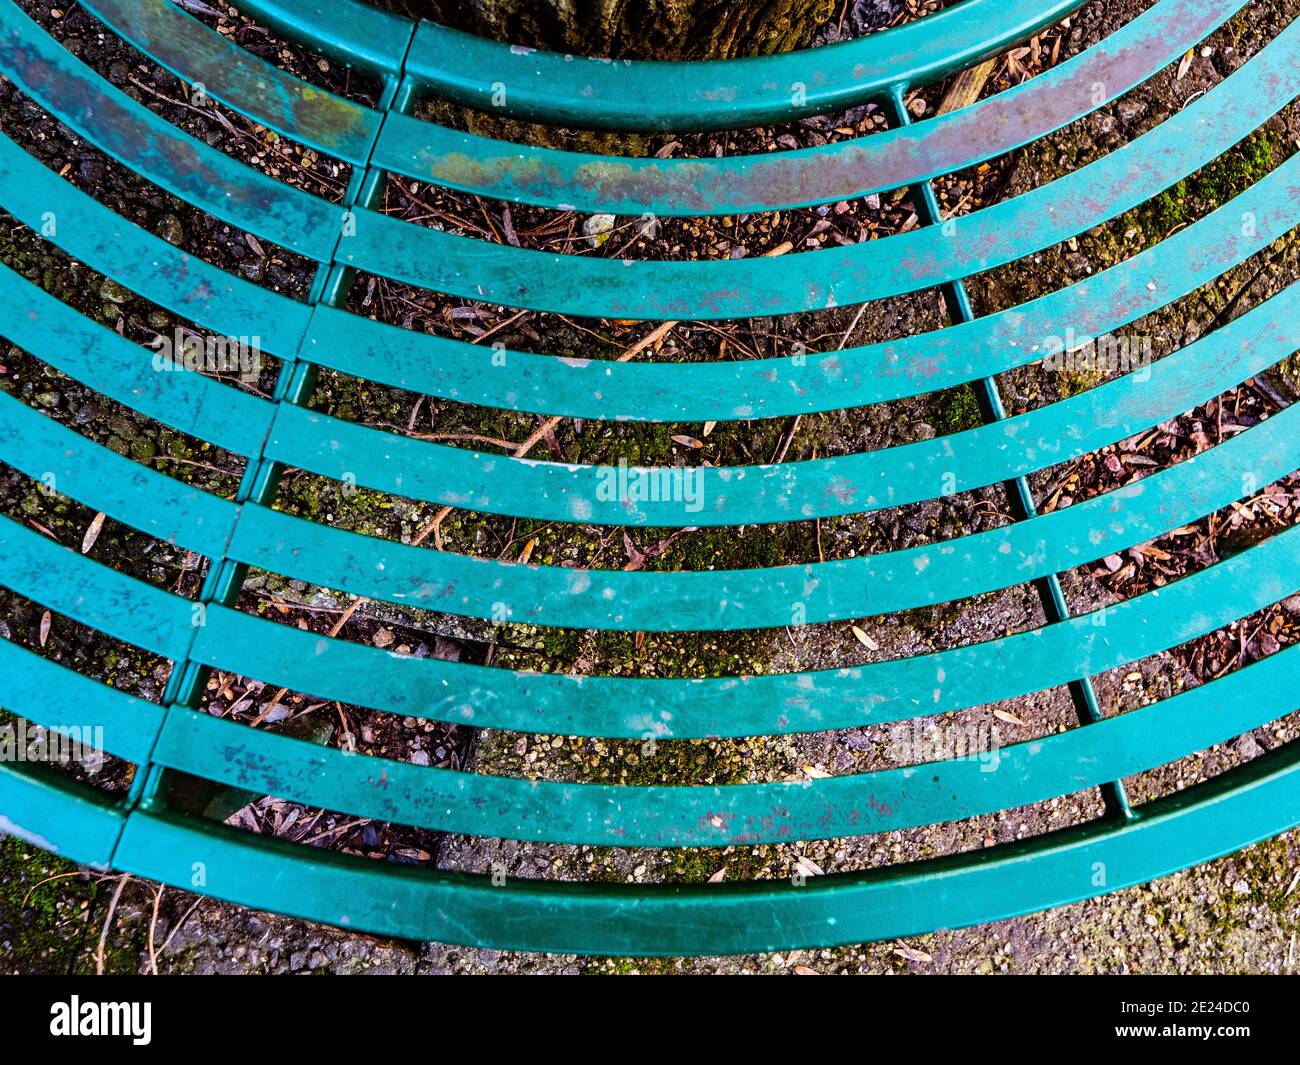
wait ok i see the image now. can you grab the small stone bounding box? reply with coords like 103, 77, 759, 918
583, 213, 616, 247
1234, 733, 1263, 760
1233, 880, 1250, 895
409, 749, 431, 767
99, 278, 132, 304
372, 626, 394, 649
157, 214, 184, 246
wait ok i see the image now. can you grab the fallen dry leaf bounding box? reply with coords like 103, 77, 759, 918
851, 625, 879, 650
39, 610, 51, 647
992, 708, 1027, 726
795, 855, 825, 878
893, 941, 933, 963
81, 511, 106, 554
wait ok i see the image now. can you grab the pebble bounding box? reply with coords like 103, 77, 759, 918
583, 213, 616, 246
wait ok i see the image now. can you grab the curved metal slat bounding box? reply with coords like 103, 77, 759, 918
0, 263, 275, 458
304, 157, 1300, 421
376, 0, 1242, 215
400, 0, 1085, 131
0, 0, 338, 262
0, 132, 310, 357
192, 524, 1300, 739
0, 517, 195, 663
114, 743, 1300, 954
0, 638, 162, 765
79, 0, 382, 166
88, 0, 1236, 217
231, 0, 413, 77
343, 29, 1300, 319
0, 760, 124, 869
149, 645, 1300, 847
269, 285, 1299, 527
4, 501, 1297, 741
233, 401, 1300, 631
5, 362, 1293, 636
0, 390, 239, 560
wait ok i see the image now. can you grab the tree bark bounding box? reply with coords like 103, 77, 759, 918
379, 0, 838, 59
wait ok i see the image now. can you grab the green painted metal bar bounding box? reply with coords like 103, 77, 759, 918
0, 132, 311, 358
0, 759, 125, 869
0, 390, 239, 560
0, 263, 273, 457
4, 365, 1295, 635
399, 0, 1085, 131
4, 510, 1295, 740
83, 0, 1236, 216
343, 27, 1300, 319
0, 0, 336, 262
268, 284, 1300, 527
230, 0, 416, 77
0, 639, 162, 765
191, 521, 1300, 739
236, 0, 1083, 131
0, 517, 195, 663
379, 0, 1239, 214
148, 645, 1300, 847
79, 0, 381, 166
115, 740, 1300, 954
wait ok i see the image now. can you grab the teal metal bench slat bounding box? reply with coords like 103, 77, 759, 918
226, 0, 415, 77
303, 156, 1300, 421
0, 390, 239, 559
0, 760, 125, 869
344, 28, 1300, 319
7, 599, 1299, 849
148, 645, 1300, 848
0, 130, 310, 357
0, 0, 338, 263
83, 0, 1239, 216
399, 0, 1086, 131
0, 638, 162, 765
7, 225, 1290, 534
114, 743, 1300, 954
4, 510, 1295, 741
78, 0, 382, 166
0, 517, 196, 664
0, 263, 275, 457
4, 363, 1295, 636
268, 284, 1300, 527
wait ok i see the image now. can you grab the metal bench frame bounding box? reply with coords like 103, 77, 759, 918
0, 0, 1297, 955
